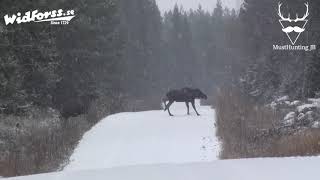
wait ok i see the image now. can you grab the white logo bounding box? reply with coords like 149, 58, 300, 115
4, 9, 75, 26
278, 2, 309, 45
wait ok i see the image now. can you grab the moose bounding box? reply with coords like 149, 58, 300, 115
163, 88, 207, 116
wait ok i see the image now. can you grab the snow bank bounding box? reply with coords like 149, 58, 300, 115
8, 157, 320, 180
297, 104, 317, 113
297, 98, 320, 113
283, 111, 296, 125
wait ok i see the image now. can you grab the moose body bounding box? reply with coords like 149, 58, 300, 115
163, 88, 207, 116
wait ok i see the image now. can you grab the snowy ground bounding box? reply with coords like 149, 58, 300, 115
65, 101, 219, 171
8, 157, 320, 180
7, 101, 320, 180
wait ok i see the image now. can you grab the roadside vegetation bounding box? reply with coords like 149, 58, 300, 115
215, 87, 320, 159
0, 95, 128, 177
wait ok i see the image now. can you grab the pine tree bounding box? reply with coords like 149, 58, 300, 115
52, 0, 124, 117
0, 0, 59, 108
119, 0, 163, 98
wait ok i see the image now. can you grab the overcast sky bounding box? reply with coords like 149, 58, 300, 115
156, 0, 242, 13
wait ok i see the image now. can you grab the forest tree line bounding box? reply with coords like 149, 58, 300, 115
1, 0, 320, 117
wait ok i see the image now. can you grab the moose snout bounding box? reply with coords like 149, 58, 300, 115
201, 94, 208, 100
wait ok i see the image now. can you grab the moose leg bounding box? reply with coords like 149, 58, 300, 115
163, 97, 169, 111
166, 100, 174, 116
191, 100, 200, 116
164, 100, 171, 111
185, 102, 190, 115
163, 101, 168, 111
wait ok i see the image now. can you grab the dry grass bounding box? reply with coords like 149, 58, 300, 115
215, 87, 279, 158
0, 114, 90, 177
0, 95, 129, 177
215, 87, 320, 159
273, 129, 320, 157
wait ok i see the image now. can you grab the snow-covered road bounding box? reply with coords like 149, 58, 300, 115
65, 101, 219, 171
7, 101, 320, 180
9, 158, 320, 180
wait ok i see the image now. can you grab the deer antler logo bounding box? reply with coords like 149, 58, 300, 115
278, 2, 309, 45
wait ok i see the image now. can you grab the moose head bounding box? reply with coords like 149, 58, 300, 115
192, 89, 208, 100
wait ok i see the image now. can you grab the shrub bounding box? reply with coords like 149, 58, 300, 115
273, 129, 320, 157
215, 87, 320, 159
0, 108, 90, 177
215, 87, 279, 159
0, 94, 128, 177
